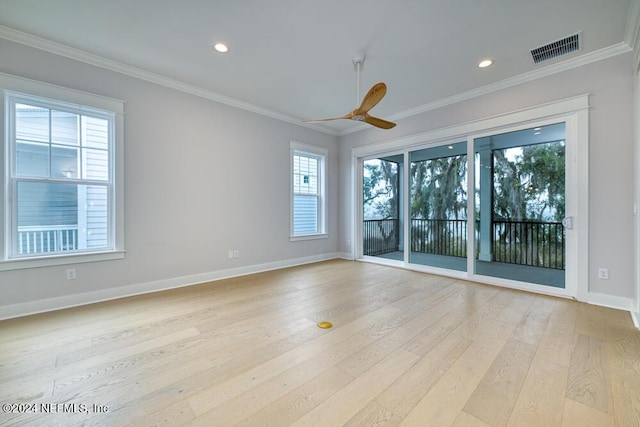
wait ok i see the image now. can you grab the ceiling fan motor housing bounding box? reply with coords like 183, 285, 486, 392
352, 53, 366, 66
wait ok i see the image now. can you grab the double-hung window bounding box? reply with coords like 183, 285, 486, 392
290, 142, 327, 240
2, 76, 124, 269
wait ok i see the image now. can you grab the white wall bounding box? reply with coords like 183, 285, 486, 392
0, 38, 339, 317
339, 52, 636, 305
1, 37, 636, 317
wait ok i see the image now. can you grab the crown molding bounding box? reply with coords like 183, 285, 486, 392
0, 25, 630, 139
338, 42, 631, 137
625, 0, 640, 72
0, 25, 339, 136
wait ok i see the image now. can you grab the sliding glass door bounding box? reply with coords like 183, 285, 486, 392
409, 142, 468, 271
357, 110, 579, 295
474, 123, 567, 288
362, 155, 403, 260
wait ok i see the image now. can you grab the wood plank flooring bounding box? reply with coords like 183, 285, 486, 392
1, 259, 639, 426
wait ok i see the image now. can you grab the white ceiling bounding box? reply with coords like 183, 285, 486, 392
0, 0, 635, 135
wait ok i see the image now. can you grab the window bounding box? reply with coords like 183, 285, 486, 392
290, 142, 327, 240
2, 76, 124, 270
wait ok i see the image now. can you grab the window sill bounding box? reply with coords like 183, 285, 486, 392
290, 233, 329, 242
0, 250, 126, 271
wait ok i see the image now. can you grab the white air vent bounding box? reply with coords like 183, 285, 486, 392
531, 32, 581, 64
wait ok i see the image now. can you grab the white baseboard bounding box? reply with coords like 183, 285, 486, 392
0, 252, 343, 321
336, 251, 354, 260
631, 311, 640, 329
583, 291, 634, 312
3, 255, 637, 326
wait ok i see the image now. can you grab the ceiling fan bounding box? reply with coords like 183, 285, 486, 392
304, 54, 396, 130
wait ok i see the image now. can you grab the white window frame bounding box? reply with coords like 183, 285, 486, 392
0, 73, 125, 270
290, 141, 328, 241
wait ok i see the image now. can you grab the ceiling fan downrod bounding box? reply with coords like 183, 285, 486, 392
352, 53, 366, 106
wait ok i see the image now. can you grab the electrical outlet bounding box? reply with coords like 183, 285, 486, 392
66, 268, 76, 280
598, 268, 609, 279
233, 250, 240, 258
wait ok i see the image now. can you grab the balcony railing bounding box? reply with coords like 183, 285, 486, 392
411, 219, 468, 258
492, 220, 564, 270
363, 218, 565, 270
17, 225, 78, 255
363, 219, 399, 256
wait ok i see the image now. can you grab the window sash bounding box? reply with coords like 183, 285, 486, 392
293, 153, 319, 196
6, 92, 116, 259
293, 194, 320, 235
291, 145, 326, 238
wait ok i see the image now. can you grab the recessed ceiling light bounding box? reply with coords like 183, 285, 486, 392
213, 43, 229, 53
478, 59, 493, 68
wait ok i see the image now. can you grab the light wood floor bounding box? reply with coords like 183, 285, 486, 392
1, 260, 640, 427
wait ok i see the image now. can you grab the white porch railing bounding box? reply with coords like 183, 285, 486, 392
17, 225, 78, 254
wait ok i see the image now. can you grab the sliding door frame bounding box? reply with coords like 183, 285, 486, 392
355, 150, 407, 265
351, 95, 589, 299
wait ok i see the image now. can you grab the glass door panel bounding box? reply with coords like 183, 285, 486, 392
409, 142, 467, 271
362, 155, 403, 260
474, 123, 566, 287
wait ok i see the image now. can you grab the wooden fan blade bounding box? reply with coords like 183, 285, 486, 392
364, 115, 396, 129
304, 111, 354, 123
355, 82, 387, 114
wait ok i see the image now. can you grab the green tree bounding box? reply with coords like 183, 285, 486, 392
410, 155, 467, 220
493, 141, 565, 221
363, 159, 398, 219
